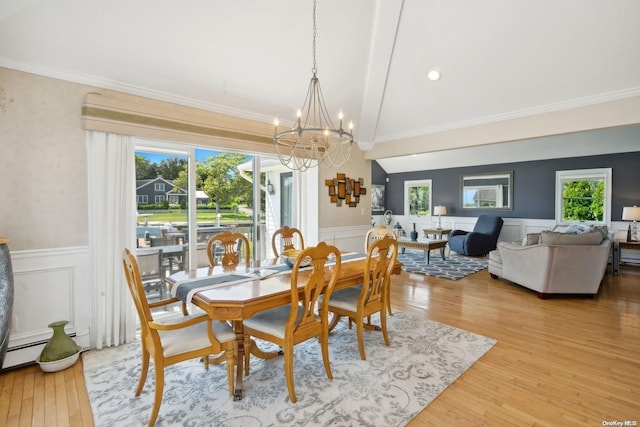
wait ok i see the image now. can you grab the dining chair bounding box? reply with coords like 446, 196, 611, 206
364, 226, 397, 315
365, 226, 397, 253
243, 242, 341, 403
136, 248, 166, 301
271, 226, 305, 258
122, 248, 236, 427
323, 235, 398, 360
207, 230, 251, 269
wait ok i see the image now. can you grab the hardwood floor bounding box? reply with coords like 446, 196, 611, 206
0, 354, 93, 426
1, 265, 639, 426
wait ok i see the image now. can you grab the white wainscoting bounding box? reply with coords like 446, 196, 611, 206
3, 246, 91, 369
319, 225, 372, 254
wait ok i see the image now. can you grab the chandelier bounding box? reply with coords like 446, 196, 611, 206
273, 0, 354, 172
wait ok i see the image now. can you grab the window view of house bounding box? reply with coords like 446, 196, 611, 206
134, 144, 294, 305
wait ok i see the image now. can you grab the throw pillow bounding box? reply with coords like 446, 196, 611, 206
539, 230, 604, 246
592, 225, 609, 240
521, 233, 540, 246
562, 223, 591, 234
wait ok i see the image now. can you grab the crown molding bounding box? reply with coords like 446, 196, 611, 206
0, 57, 275, 125
374, 87, 640, 143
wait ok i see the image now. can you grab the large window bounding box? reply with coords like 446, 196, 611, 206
135, 143, 264, 267
133, 139, 299, 311
555, 168, 611, 225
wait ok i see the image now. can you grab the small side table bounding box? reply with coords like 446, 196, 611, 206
613, 240, 640, 275
423, 228, 452, 240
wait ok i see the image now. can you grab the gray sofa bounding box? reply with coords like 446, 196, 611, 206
488, 227, 611, 298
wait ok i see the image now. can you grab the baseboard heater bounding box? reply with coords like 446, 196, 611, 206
1, 332, 78, 372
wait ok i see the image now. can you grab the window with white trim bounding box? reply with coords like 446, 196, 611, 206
555, 168, 611, 225
154, 183, 165, 191
404, 179, 432, 217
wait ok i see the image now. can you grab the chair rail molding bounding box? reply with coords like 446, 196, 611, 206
3, 246, 90, 369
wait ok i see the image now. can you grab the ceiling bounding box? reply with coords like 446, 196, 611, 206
2, 0, 639, 172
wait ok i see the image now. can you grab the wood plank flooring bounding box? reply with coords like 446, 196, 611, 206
1, 264, 638, 426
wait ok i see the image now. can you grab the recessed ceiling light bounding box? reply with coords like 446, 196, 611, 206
427, 69, 441, 81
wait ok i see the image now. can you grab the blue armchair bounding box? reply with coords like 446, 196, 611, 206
449, 215, 504, 256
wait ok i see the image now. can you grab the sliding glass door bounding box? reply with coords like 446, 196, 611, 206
133, 137, 299, 309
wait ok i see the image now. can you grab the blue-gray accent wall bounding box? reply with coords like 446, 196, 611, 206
373, 150, 640, 221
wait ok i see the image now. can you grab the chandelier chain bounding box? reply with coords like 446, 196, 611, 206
312, 0, 317, 73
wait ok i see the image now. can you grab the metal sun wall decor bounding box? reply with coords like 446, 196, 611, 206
325, 173, 366, 207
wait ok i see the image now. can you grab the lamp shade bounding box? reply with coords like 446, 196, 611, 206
622, 206, 640, 221
433, 205, 447, 216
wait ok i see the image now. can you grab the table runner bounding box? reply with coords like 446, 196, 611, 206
171, 252, 366, 306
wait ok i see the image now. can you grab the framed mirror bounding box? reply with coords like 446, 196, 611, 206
462, 171, 513, 210
404, 179, 432, 217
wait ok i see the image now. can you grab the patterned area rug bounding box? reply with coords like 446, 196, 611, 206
83, 312, 495, 426
398, 250, 488, 280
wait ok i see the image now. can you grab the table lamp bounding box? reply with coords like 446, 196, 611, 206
622, 205, 640, 242
433, 205, 447, 229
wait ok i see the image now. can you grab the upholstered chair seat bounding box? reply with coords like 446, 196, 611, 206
157, 315, 236, 356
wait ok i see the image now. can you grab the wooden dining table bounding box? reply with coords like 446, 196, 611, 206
166, 253, 403, 400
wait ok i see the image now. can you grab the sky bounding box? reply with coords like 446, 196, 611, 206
137, 149, 220, 164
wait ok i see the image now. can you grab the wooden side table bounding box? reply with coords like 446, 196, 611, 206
423, 228, 452, 240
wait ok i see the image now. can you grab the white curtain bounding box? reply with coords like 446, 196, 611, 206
86, 131, 137, 349
294, 168, 319, 246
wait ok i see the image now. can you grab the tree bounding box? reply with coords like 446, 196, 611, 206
171, 170, 192, 195
562, 180, 603, 221
156, 158, 187, 180
135, 154, 156, 179
590, 180, 605, 221
197, 153, 252, 213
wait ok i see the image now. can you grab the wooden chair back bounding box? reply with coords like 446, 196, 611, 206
362, 235, 398, 315
288, 242, 341, 337
271, 226, 305, 258
207, 230, 250, 269
365, 226, 397, 253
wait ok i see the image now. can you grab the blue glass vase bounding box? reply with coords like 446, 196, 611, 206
410, 223, 418, 241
